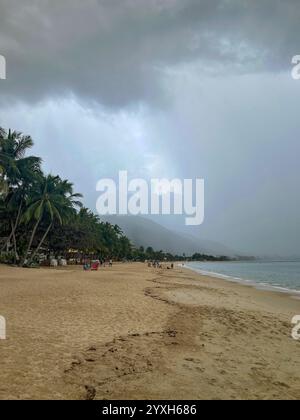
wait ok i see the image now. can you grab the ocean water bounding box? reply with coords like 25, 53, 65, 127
185, 261, 300, 295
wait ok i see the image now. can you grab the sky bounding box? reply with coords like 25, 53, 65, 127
0, 0, 300, 256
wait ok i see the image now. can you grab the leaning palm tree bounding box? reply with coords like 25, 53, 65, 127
0, 128, 42, 257
21, 175, 82, 266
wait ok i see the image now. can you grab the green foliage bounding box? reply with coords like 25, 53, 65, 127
47, 209, 133, 259
0, 251, 15, 264
0, 126, 135, 264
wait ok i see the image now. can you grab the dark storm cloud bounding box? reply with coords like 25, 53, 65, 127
1, 0, 300, 257
0, 0, 299, 107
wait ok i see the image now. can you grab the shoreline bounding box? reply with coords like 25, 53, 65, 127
180, 262, 300, 299
0, 263, 300, 400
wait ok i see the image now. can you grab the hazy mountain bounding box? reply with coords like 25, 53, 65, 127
102, 215, 236, 256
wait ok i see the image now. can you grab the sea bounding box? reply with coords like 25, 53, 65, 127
185, 260, 300, 295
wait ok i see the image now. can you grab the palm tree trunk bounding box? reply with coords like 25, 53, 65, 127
11, 202, 23, 262
1, 230, 13, 252
10, 220, 19, 263
29, 222, 53, 264
1, 202, 23, 252
21, 217, 41, 266
12, 201, 22, 234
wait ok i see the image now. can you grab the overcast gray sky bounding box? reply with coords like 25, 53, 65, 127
1, 0, 300, 256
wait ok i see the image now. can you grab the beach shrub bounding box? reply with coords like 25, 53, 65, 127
0, 251, 15, 264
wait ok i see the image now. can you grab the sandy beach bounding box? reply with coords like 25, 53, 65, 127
0, 262, 299, 400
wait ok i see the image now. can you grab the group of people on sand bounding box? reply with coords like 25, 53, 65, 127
83, 259, 113, 271
147, 261, 174, 270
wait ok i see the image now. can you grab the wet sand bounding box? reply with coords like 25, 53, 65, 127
0, 263, 299, 400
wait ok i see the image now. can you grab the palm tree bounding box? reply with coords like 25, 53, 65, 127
0, 128, 42, 258
0, 129, 41, 184
21, 175, 82, 266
